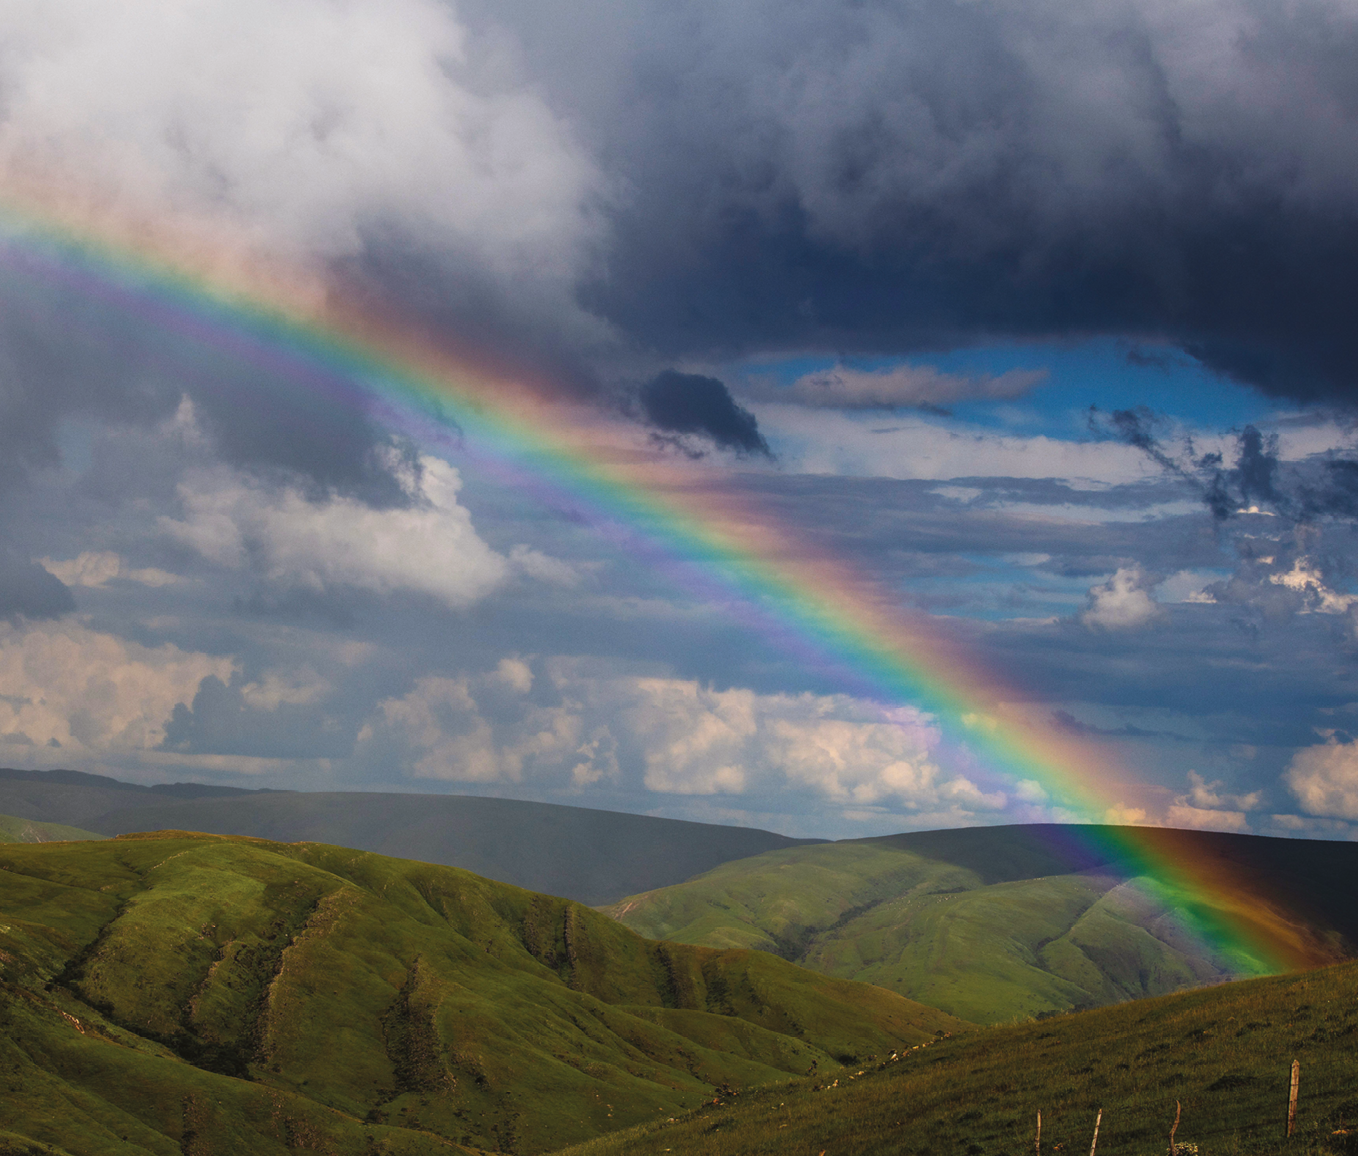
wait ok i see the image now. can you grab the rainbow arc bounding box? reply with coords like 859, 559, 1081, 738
0, 191, 1323, 977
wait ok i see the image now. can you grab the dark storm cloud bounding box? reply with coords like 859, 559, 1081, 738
638, 371, 770, 455
455, 0, 1358, 404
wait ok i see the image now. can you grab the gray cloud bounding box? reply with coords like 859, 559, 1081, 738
486, 0, 1358, 401
638, 371, 770, 456
0, 554, 74, 622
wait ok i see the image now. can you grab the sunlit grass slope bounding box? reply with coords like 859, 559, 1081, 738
557, 959, 1358, 1156
604, 826, 1358, 1023
0, 812, 105, 844
0, 832, 962, 1154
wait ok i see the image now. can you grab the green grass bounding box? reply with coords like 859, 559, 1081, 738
555, 959, 1358, 1156
0, 813, 105, 845
0, 831, 961, 1154
603, 830, 1356, 1023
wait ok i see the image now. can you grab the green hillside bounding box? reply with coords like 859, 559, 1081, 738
559, 958, 1358, 1156
0, 812, 105, 844
0, 831, 961, 1155
604, 826, 1358, 1024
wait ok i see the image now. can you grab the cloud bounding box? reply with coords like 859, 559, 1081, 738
360, 658, 1003, 814
0, 553, 75, 622
744, 364, 1046, 410
1164, 804, 1249, 833
162, 672, 352, 759
0, 0, 1356, 413
1286, 736, 1358, 820
0, 621, 233, 756
753, 406, 1155, 483
1179, 769, 1261, 813
1080, 567, 1166, 630
39, 551, 178, 589
638, 371, 769, 456
1267, 558, 1358, 615
535, 0, 1358, 401
360, 667, 584, 785
160, 452, 508, 608
0, 0, 602, 285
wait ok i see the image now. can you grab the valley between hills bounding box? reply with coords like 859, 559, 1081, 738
1, 770, 1357, 1155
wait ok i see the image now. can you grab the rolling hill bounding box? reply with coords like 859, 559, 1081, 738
0, 831, 960, 1154
604, 824, 1358, 1023
0, 769, 821, 905
556, 956, 1358, 1156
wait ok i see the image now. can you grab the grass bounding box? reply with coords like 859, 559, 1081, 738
554, 958, 1358, 1156
0, 813, 105, 845
0, 831, 960, 1154
603, 827, 1358, 1023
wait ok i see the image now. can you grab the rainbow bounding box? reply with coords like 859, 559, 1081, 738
0, 189, 1329, 979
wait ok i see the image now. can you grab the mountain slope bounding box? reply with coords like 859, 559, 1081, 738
0, 832, 960, 1155
0, 770, 823, 904
0, 766, 281, 826
556, 958, 1358, 1156
604, 824, 1358, 1022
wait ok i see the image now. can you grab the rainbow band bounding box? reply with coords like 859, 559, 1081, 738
0, 199, 1320, 978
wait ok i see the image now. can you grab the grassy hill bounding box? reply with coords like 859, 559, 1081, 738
0, 811, 105, 844
604, 824, 1358, 1023
557, 958, 1358, 1156
0, 769, 821, 904
0, 831, 960, 1155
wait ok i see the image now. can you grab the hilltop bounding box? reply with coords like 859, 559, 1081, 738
0, 831, 959, 1154
605, 824, 1358, 1022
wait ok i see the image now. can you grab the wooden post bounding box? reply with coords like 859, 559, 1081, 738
1089, 1108, 1103, 1156
1170, 1100, 1181, 1156
1288, 1059, 1300, 1138
1036, 1110, 1042, 1156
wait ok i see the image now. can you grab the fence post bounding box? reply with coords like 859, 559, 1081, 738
1036, 1110, 1041, 1156
1288, 1059, 1300, 1138
1089, 1109, 1102, 1156
1170, 1100, 1181, 1156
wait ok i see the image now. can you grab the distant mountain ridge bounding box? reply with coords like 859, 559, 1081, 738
0, 765, 286, 798
0, 768, 822, 905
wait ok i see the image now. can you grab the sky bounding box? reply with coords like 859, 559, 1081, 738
2, 0, 1358, 840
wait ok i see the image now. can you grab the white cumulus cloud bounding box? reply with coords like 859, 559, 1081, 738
361, 658, 1003, 816
0, 0, 605, 329
0, 621, 233, 756
1081, 567, 1166, 630
161, 454, 508, 607
1286, 736, 1358, 821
